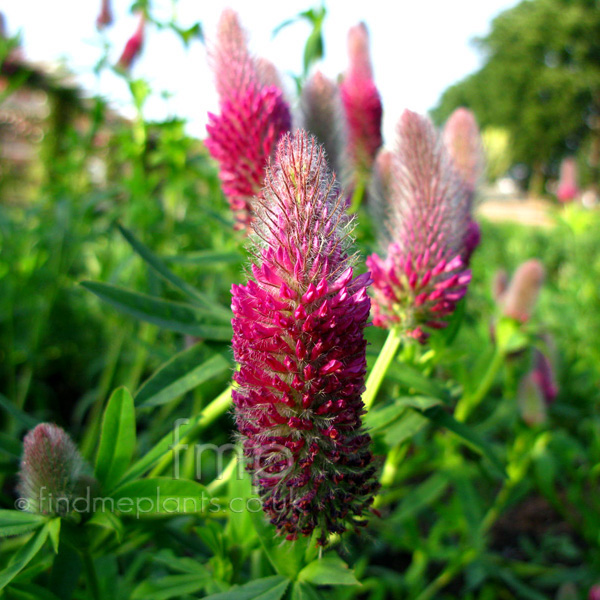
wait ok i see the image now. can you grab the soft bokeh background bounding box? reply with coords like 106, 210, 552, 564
4, 0, 519, 140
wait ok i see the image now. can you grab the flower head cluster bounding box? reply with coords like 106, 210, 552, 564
339, 23, 383, 187
17, 423, 92, 515
442, 108, 484, 264
206, 10, 292, 231
231, 130, 379, 544
366, 110, 473, 342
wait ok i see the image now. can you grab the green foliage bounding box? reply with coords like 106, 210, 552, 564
0, 2, 599, 599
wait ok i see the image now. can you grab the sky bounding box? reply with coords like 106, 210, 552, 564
2, 0, 521, 143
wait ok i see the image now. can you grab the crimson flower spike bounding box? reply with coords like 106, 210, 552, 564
366, 110, 472, 343
339, 23, 383, 192
442, 108, 484, 264
205, 9, 292, 232
231, 130, 379, 545
116, 13, 144, 71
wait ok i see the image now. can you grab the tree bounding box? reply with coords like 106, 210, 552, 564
431, 0, 600, 192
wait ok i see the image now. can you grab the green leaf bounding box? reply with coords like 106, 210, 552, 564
0, 510, 47, 537
95, 387, 136, 492
424, 408, 506, 477
4, 582, 62, 600
495, 317, 529, 354
135, 345, 230, 408
0, 393, 39, 430
131, 573, 211, 600
81, 281, 233, 340
109, 478, 210, 517
365, 396, 443, 432
86, 510, 124, 543
291, 581, 325, 600
384, 410, 429, 446
47, 518, 60, 554
121, 387, 231, 485
249, 509, 307, 580
391, 473, 450, 523
117, 224, 230, 318
0, 431, 22, 457
0, 525, 49, 591
203, 576, 289, 600
152, 550, 210, 574
165, 250, 241, 267
298, 555, 360, 586
386, 363, 450, 401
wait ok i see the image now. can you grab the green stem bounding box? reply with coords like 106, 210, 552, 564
363, 327, 403, 411
454, 347, 504, 421
414, 548, 478, 600
349, 179, 366, 213
148, 386, 232, 477
82, 551, 101, 600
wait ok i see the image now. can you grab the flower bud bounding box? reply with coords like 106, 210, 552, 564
96, 0, 113, 30
300, 71, 344, 177
231, 131, 379, 544
532, 349, 558, 404
517, 371, 547, 426
501, 259, 545, 322
116, 13, 144, 71
17, 423, 91, 516
557, 157, 579, 203
589, 585, 600, 600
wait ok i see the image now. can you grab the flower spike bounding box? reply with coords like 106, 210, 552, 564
206, 10, 292, 231
231, 130, 379, 544
367, 110, 473, 342
340, 23, 383, 189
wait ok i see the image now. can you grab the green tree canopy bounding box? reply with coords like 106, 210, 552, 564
432, 0, 600, 187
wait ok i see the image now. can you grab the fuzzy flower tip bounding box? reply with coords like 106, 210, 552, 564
366, 110, 472, 343
340, 23, 383, 184
206, 10, 292, 231
443, 108, 484, 264
231, 130, 379, 545
300, 71, 344, 177
17, 424, 90, 515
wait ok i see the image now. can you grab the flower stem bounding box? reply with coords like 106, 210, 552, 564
454, 347, 504, 421
349, 178, 366, 213
83, 551, 101, 600
363, 327, 403, 411
148, 385, 232, 477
